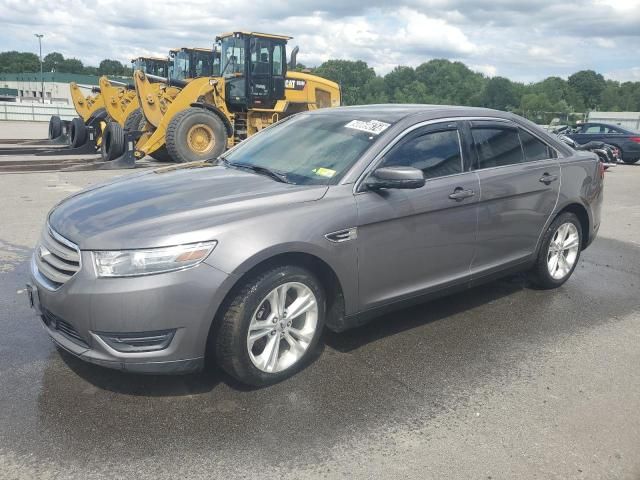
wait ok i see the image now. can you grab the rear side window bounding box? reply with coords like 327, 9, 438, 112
471, 127, 523, 168
519, 129, 553, 161
382, 129, 462, 179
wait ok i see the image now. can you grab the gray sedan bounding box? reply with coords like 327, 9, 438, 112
27, 105, 603, 386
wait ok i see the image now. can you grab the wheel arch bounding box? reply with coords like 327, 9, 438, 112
206, 250, 348, 359
558, 202, 590, 249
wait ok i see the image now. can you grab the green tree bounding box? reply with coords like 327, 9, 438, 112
480, 76, 519, 111
313, 59, 376, 105
43, 52, 64, 72
0, 51, 40, 73
568, 70, 606, 109
56, 57, 84, 73
98, 59, 128, 76
383, 66, 416, 102
414, 59, 485, 105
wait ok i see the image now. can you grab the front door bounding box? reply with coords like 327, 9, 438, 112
355, 122, 479, 311
468, 121, 561, 276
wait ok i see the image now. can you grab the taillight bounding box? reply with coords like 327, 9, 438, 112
630, 137, 640, 143
598, 161, 605, 179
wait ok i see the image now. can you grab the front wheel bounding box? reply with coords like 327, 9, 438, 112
69, 117, 87, 147
165, 107, 227, 163
529, 212, 582, 289
48, 115, 62, 139
214, 266, 325, 386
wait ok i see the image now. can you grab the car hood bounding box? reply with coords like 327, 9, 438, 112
49, 163, 328, 250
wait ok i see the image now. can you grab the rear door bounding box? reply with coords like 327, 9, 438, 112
355, 121, 479, 310
469, 120, 560, 276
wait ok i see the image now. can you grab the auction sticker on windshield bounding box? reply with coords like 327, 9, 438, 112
344, 120, 390, 135
312, 167, 336, 178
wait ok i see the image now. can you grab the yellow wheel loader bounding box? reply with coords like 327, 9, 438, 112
101, 47, 217, 163
44, 82, 108, 148
105, 32, 340, 167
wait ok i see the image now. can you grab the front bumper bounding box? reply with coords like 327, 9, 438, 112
29, 251, 232, 374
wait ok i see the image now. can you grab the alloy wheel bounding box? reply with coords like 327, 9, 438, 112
247, 282, 318, 373
547, 222, 580, 280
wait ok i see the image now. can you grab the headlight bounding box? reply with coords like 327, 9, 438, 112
93, 241, 217, 277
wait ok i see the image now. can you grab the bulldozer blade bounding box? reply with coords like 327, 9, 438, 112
33, 125, 99, 156
61, 130, 140, 171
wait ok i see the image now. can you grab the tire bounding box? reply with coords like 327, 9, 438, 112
529, 212, 582, 289
165, 107, 227, 163
100, 122, 125, 161
123, 108, 146, 132
70, 117, 87, 147
48, 115, 62, 139
150, 146, 173, 162
622, 157, 638, 164
214, 265, 326, 387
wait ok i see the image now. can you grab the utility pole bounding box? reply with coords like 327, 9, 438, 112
34, 34, 44, 103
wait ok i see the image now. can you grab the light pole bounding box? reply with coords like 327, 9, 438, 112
34, 34, 44, 103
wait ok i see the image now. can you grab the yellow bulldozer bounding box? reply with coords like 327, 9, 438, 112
102, 32, 340, 166
100, 47, 217, 162
99, 56, 171, 129
50, 56, 171, 149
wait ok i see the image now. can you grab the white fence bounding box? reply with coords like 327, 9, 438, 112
0, 103, 77, 122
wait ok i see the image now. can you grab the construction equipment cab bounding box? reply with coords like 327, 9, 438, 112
169, 48, 219, 81
219, 31, 288, 110
126, 32, 340, 165
131, 56, 170, 77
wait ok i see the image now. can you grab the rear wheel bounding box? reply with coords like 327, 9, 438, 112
100, 122, 125, 161
48, 115, 62, 139
529, 212, 582, 289
214, 265, 325, 386
70, 117, 87, 147
166, 107, 227, 163
123, 108, 146, 132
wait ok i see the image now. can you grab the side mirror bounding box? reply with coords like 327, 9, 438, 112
365, 166, 425, 190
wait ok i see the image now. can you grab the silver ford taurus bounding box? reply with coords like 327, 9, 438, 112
27, 105, 603, 386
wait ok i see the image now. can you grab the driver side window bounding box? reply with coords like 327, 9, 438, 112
381, 128, 463, 180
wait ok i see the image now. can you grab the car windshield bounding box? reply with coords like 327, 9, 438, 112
223, 114, 384, 185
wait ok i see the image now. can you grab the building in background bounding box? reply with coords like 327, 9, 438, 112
0, 72, 102, 104
587, 111, 640, 131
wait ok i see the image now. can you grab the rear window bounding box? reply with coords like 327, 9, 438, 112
472, 127, 523, 169
519, 129, 553, 161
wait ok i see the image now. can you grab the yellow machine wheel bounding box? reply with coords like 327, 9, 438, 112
165, 107, 227, 163
186, 124, 216, 154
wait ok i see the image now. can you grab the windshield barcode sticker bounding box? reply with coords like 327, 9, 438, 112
344, 120, 390, 135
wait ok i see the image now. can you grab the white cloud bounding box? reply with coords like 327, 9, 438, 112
606, 67, 640, 82
0, 0, 637, 82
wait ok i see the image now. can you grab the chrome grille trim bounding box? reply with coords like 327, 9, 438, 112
34, 225, 81, 290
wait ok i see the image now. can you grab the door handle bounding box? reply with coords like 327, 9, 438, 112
448, 188, 475, 201
539, 173, 558, 185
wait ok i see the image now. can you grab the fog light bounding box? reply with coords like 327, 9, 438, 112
96, 329, 176, 353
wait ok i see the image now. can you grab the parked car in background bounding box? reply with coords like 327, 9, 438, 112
27, 105, 604, 386
567, 122, 640, 164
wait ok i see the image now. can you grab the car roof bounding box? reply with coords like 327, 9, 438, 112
305, 104, 517, 125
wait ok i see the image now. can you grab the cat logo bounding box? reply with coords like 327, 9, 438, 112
285, 78, 306, 90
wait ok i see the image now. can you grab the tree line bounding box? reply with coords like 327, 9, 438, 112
0, 51, 132, 77
306, 59, 640, 123
2, 50, 640, 123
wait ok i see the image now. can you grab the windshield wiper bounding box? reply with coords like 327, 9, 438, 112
225, 161, 291, 184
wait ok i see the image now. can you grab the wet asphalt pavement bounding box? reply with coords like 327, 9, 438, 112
0, 163, 639, 479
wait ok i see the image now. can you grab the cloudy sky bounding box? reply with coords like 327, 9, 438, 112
1, 0, 639, 82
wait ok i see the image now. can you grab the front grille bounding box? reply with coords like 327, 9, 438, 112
34, 225, 81, 289
42, 309, 88, 347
